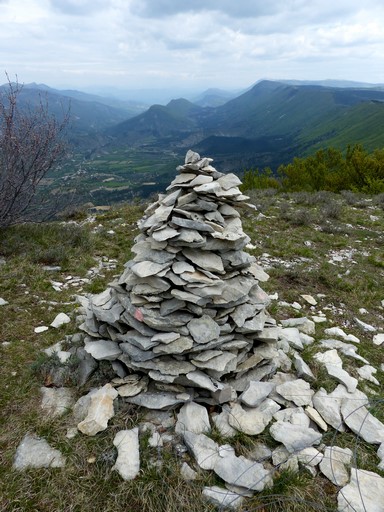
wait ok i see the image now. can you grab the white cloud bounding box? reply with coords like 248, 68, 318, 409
0, 0, 383, 91
49, 0, 108, 16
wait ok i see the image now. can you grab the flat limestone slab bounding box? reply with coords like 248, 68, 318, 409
202, 486, 244, 510
338, 469, 384, 512
270, 421, 322, 453
13, 434, 66, 470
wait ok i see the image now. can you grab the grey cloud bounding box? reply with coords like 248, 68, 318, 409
164, 39, 202, 51
130, 0, 286, 19
49, 0, 108, 16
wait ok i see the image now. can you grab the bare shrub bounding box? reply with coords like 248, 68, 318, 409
289, 208, 314, 226
373, 192, 384, 209
340, 190, 359, 205
0, 75, 69, 227
320, 201, 343, 220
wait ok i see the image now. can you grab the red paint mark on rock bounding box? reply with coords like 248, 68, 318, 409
134, 308, 144, 322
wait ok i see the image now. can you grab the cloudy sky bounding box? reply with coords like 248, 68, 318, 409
1, 0, 384, 97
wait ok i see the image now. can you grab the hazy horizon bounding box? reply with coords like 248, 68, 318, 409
1, 0, 384, 95
5, 77, 383, 107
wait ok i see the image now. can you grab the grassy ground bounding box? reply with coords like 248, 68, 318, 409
0, 190, 383, 511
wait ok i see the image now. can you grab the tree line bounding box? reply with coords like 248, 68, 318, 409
242, 145, 384, 194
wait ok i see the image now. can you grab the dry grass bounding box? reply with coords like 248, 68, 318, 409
0, 192, 383, 511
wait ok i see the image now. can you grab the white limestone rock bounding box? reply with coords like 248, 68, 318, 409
299, 332, 315, 347
211, 408, 237, 438
378, 443, 384, 471
319, 339, 368, 364
325, 364, 358, 393
280, 317, 315, 335
275, 379, 314, 407
84, 339, 121, 361
313, 389, 342, 431
175, 402, 211, 435
180, 462, 198, 481
272, 446, 298, 472
314, 349, 343, 367
324, 327, 345, 338
324, 327, 360, 343
77, 383, 118, 436
373, 333, 384, 346
270, 421, 322, 453
148, 432, 163, 447
202, 486, 244, 510
228, 400, 280, 435
217, 173, 242, 190
185, 150, 200, 163
248, 443, 272, 464
40, 387, 74, 418
34, 326, 49, 333
112, 428, 140, 480
50, 312, 71, 328
152, 226, 179, 242
72, 388, 98, 423
213, 445, 272, 491
301, 294, 317, 306
319, 446, 352, 486
312, 316, 327, 324
313, 385, 369, 432
183, 431, 220, 470
297, 447, 323, 469
13, 434, 66, 470
338, 469, 384, 512
357, 364, 380, 385
293, 353, 315, 382
239, 381, 275, 408
248, 263, 270, 282
314, 349, 358, 392
46, 345, 71, 364
354, 317, 376, 332
341, 400, 384, 444
305, 406, 328, 431
278, 327, 304, 350
273, 406, 310, 427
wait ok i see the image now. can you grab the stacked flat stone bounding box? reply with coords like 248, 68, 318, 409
79, 150, 278, 403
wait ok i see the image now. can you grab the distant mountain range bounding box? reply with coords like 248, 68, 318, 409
0, 82, 147, 140
2, 78, 384, 187
105, 79, 384, 170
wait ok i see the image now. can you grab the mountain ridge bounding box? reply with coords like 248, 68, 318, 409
105, 79, 384, 171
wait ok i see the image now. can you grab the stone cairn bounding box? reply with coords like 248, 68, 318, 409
79, 150, 277, 406
13, 151, 384, 510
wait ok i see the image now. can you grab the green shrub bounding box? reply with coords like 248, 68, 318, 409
243, 144, 384, 194
242, 167, 281, 191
